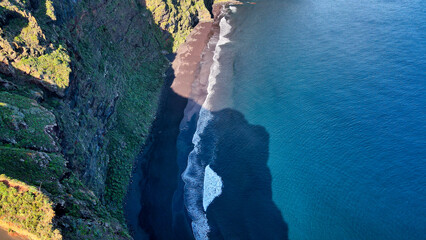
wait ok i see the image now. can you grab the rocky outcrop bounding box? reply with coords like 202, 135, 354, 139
0, 0, 72, 96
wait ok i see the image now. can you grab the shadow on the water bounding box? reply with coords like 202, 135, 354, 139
126, 65, 288, 239
124, 4, 288, 240
205, 109, 288, 240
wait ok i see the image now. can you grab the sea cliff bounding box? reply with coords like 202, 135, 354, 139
0, 0, 218, 239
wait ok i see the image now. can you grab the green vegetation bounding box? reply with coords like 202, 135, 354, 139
102, 59, 165, 214
0, 0, 71, 94
0, 86, 133, 239
0, 91, 58, 152
13, 46, 71, 89
0, 146, 65, 192
52, 0, 169, 220
0, 144, 131, 239
45, 0, 56, 21
0, 0, 219, 239
146, 0, 212, 51
0, 174, 62, 240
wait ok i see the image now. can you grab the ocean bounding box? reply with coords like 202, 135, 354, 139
180, 0, 426, 239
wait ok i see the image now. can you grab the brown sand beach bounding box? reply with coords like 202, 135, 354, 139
124, 2, 232, 239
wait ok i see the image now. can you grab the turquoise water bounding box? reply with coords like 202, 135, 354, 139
224, 0, 425, 239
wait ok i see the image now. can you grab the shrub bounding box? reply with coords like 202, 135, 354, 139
14, 45, 71, 89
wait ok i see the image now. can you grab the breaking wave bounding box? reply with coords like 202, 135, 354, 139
182, 12, 233, 240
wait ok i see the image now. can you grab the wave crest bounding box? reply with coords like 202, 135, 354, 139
182, 13, 233, 240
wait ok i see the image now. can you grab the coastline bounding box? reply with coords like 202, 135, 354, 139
179, 5, 234, 239
124, 3, 229, 239
124, 1, 426, 239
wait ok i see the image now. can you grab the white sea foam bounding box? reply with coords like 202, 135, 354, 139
203, 165, 223, 211
229, 6, 237, 13
182, 14, 233, 240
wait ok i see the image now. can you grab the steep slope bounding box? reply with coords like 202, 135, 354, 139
146, 0, 212, 51
0, 174, 62, 240
0, 0, 214, 239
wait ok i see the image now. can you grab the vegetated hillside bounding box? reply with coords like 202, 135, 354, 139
0, 174, 62, 240
0, 0, 214, 239
146, 0, 212, 51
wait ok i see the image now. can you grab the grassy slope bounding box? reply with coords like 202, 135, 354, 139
0, 0, 214, 239
0, 88, 130, 239
0, 174, 62, 240
57, 0, 167, 219
146, 0, 212, 51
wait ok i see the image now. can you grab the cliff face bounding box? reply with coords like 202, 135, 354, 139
0, 0, 213, 239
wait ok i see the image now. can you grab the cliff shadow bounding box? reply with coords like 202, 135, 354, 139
125, 3, 288, 239
132, 78, 289, 240
126, 59, 192, 240
205, 109, 289, 240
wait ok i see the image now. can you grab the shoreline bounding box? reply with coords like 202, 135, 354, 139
124, 3, 229, 239
179, 4, 234, 239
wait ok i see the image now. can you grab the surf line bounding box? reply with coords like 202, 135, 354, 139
182, 6, 234, 240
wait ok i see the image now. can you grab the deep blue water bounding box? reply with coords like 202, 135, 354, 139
216, 0, 426, 239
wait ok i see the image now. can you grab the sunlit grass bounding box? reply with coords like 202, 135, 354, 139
0, 174, 62, 240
